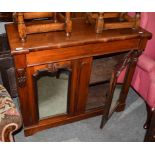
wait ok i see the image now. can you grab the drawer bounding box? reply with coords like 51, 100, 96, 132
26, 38, 140, 66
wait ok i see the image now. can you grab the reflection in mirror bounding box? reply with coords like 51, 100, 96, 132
36, 70, 70, 119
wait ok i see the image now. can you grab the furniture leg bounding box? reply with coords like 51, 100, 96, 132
53, 12, 57, 23
119, 12, 126, 21
144, 108, 155, 142
135, 12, 141, 29
65, 12, 72, 37
17, 13, 26, 42
143, 103, 153, 129
96, 12, 104, 34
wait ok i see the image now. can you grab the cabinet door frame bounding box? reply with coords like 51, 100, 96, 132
32, 67, 72, 120
76, 57, 93, 113
25, 60, 79, 126
100, 50, 142, 128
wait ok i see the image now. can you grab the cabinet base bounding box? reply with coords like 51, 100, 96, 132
24, 107, 105, 137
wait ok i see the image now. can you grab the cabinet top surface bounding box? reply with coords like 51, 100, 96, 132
6, 18, 152, 55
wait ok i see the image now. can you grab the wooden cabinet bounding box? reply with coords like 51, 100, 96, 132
6, 18, 151, 136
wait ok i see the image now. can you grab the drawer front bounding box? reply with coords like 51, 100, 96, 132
26, 38, 140, 66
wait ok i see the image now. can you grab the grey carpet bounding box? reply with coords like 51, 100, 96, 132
14, 88, 147, 142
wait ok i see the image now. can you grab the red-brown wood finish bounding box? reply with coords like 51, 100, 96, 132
6, 18, 151, 136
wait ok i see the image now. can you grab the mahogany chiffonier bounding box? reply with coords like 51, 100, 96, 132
6, 18, 151, 136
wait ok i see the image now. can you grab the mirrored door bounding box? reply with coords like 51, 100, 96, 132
33, 63, 72, 120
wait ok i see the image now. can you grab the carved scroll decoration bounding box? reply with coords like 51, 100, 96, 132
33, 61, 72, 78
114, 50, 141, 77
47, 61, 71, 73
109, 50, 142, 93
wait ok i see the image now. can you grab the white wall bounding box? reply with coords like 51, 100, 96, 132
0, 22, 6, 34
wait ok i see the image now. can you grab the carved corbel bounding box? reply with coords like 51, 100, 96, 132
16, 68, 26, 87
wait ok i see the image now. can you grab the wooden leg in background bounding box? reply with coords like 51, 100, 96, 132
65, 12, 72, 37
135, 12, 141, 29
144, 108, 155, 142
96, 12, 104, 34
119, 12, 126, 22
143, 103, 153, 129
17, 13, 26, 42
53, 12, 57, 23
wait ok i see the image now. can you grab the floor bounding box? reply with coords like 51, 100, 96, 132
14, 88, 147, 142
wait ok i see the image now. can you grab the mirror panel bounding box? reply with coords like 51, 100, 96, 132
35, 70, 70, 119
